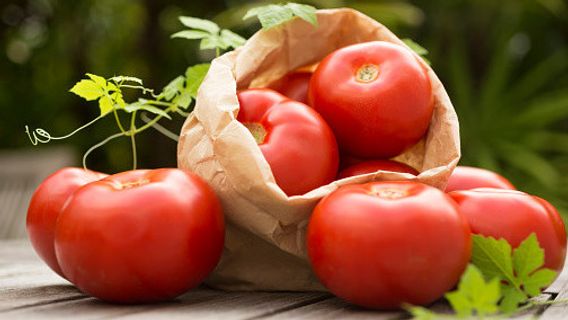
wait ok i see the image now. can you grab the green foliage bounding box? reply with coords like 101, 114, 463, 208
445, 265, 501, 317
172, 16, 246, 51
34, 58, 211, 169
401, 38, 430, 65
243, 3, 317, 29
408, 234, 557, 318
422, 2, 568, 217
472, 234, 557, 312
70, 74, 125, 115
185, 64, 211, 98
408, 265, 502, 319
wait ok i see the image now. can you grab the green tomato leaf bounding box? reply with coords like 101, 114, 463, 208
473, 234, 558, 313
69, 79, 104, 101
106, 82, 119, 92
405, 306, 438, 320
173, 91, 192, 110
402, 38, 428, 55
286, 3, 318, 26
110, 76, 143, 85
185, 63, 210, 98
178, 16, 219, 34
513, 233, 545, 281
499, 285, 527, 313
257, 5, 294, 29
86, 73, 107, 88
445, 265, 501, 317
124, 100, 172, 119
523, 268, 557, 297
98, 96, 114, 115
402, 38, 431, 65
171, 30, 210, 40
243, 3, 318, 29
161, 76, 185, 101
472, 235, 517, 286
200, 36, 226, 50
220, 29, 246, 49
174, 15, 245, 52
243, 7, 263, 21
111, 91, 126, 109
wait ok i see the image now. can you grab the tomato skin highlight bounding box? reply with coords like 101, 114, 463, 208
449, 188, 567, 273
26, 167, 107, 278
237, 88, 339, 196
267, 71, 312, 105
309, 41, 433, 159
54, 168, 225, 303
337, 160, 418, 179
307, 181, 471, 309
446, 166, 516, 192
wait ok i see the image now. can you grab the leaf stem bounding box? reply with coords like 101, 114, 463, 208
82, 131, 126, 170
141, 112, 180, 142
127, 108, 172, 136
144, 100, 175, 107
176, 109, 190, 117
25, 115, 105, 145
119, 84, 155, 95
130, 111, 138, 170
113, 109, 127, 134
81, 110, 170, 171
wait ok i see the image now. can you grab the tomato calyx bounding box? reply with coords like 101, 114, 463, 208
113, 179, 150, 190
244, 122, 267, 144
371, 188, 407, 200
355, 64, 379, 83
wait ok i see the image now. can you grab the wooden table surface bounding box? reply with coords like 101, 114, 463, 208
1, 239, 567, 319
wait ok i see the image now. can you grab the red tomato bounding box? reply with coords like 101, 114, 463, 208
27, 167, 107, 278
237, 88, 339, 196
267, 71, 312, 105
449, 188, 566, 273
338, 160, 418, 179
307, 181, 471, 309
54, 169, 224, 303
446, 166, 516, 192
309, 41, 433, 159
338, 154, 363, 170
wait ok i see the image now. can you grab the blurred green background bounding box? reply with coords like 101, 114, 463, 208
1, 0, 567, 214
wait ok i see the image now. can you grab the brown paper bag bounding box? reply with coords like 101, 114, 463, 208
177, 8, 460, 291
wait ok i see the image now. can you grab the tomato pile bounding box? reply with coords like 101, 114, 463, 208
27, 38, 566, 309
243, 40, 566, 309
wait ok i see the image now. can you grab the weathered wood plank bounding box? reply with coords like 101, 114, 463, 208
545, 262, 568, 294
511, 293, 555, 319
538, 283, 568, 319
0, 240, 331, 319
0, 239, 41, 263
258, 296, 403, 320
0, 251, 82, 312
0, 147, 74, 239
537, 257, 568, 319
0, 290, 329, 320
